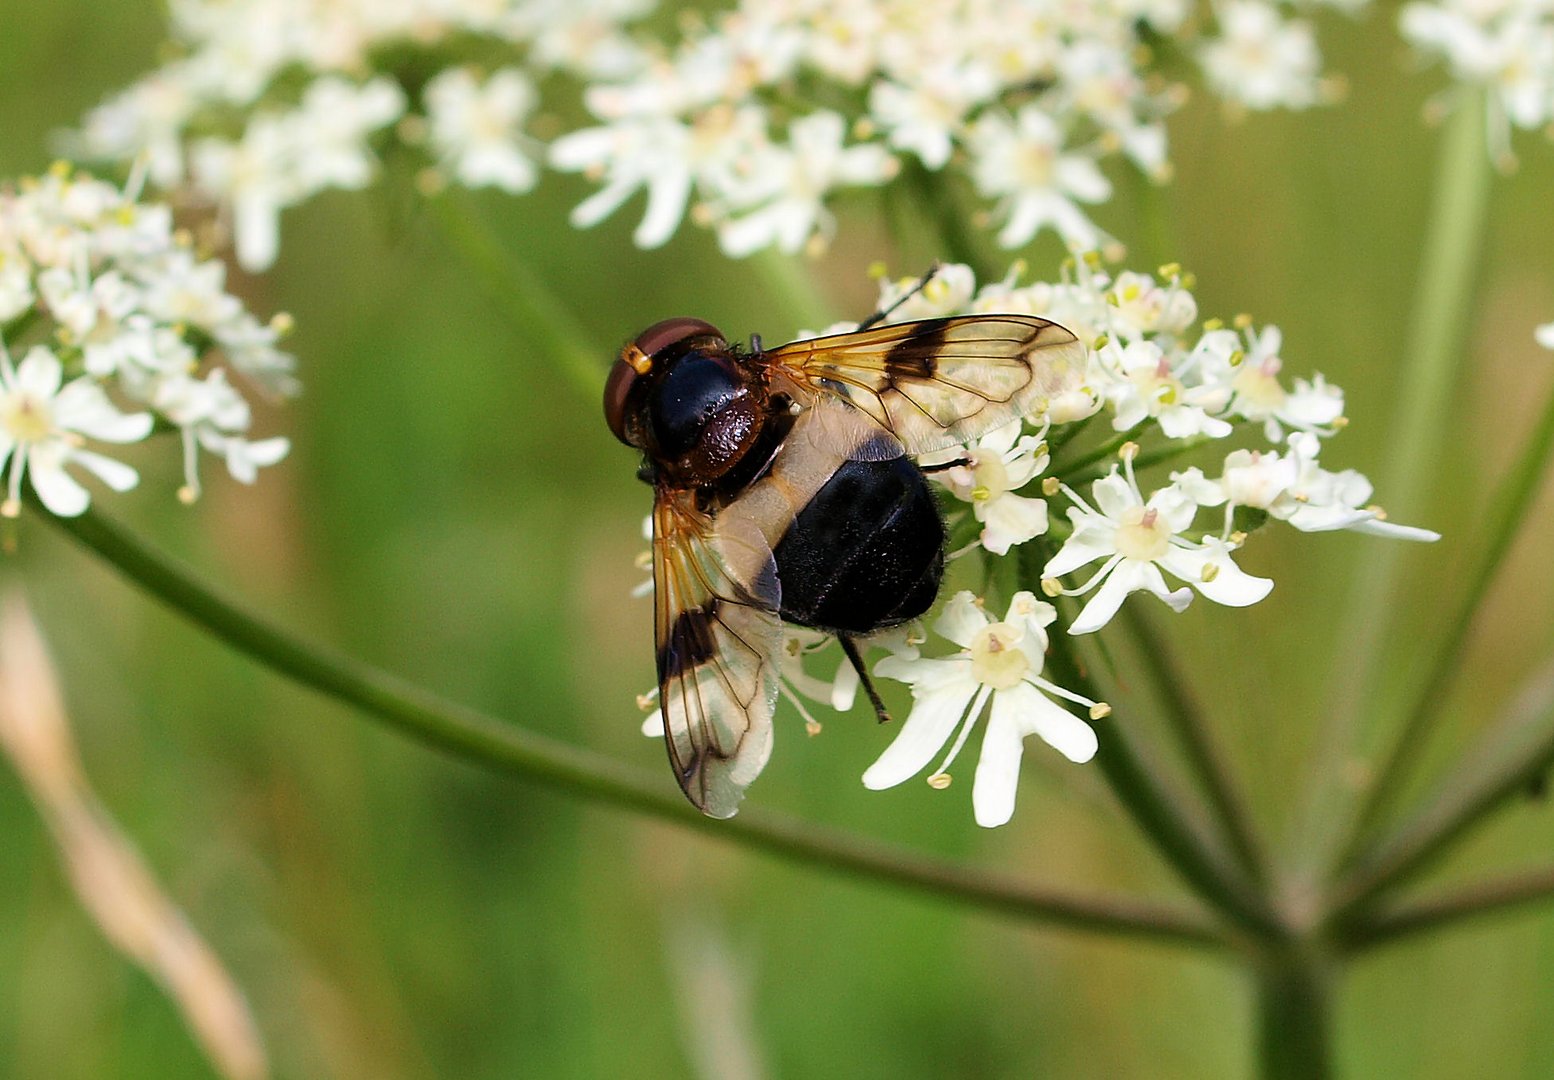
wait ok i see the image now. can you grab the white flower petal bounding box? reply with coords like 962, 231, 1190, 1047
1091, 471, 1138, 519
1042, 524, 1116, 577
933, 591, 989, 649
861, 681, 975, 790
29, 458, 90, 517
972, 689, 1029, 828
1068, 560, 1148, 634
978, 493, 1048, 554
71, 449, 139, 492
1159, 544, 1273, 607
16, 347, 63, 398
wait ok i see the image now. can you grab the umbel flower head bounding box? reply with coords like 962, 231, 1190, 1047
628, 256, 1440, 826
0, 166, 293, 516
69, 0, 1357, 269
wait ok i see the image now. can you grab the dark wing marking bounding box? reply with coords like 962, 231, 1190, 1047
762, 315, 1087, 454
653, 489, 782, 818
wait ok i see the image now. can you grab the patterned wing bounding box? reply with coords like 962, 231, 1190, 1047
763, 315, 1086, 454
652, 488, 783, 818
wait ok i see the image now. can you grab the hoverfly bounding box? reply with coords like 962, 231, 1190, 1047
604, 274, 1087, 817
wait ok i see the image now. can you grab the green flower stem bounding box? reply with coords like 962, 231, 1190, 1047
43, 505, 1227, 951
1329, 658, 1554, 923
1337, 365, 1554, 862
1254, 939, 1337, 1080
425, 191, 606, 402
1119, 605, 1270, 886
1043, 631, 1281, 937
1339, 865, 1554, 951
1312, 92, 1493, 859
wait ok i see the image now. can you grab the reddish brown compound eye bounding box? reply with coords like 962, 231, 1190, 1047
633, 317, 723, 359
603, 356, 641, 446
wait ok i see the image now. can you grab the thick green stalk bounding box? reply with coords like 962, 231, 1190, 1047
1255, 940, 1337, 1080
40, 506, 1226, 950
1337, 365, 1554, 861
425, 192, 606, 402
1304, 94, 1493, 871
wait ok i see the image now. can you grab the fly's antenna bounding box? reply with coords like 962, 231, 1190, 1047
856, 263, 943, 332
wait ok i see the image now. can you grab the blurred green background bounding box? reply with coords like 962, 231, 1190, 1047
2, 2, 1554, 1077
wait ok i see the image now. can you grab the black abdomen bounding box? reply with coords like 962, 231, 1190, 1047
772, 456, 944, 636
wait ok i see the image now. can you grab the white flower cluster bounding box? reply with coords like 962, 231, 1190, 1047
556, 0, 1354, 258
0, 167, 293, 517
68, 0, 653, 270
759, 258, 1437, 824
72, 0, 1357, 270
1400, 0, 1554, 163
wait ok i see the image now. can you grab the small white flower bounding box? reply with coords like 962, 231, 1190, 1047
867, 63, 995, 169
190, 121, 296, 273
864, 591, 1105, 828
967, 105, 1111, 250
715, 111, 897, 257
1200, 2, 1324, 111
551, 107, 768, 249
0, 344, 152, 517
1274, 433, 1439, 541
1537, 322, 1554, 350
1044, 459, 1273, 634
287, 77, 406, 193
1177, 434, 1440, 543
0, 258, 34, 322
1099, 339, 1233, 439
923, 421, 1053, 555
424, 67, 541, 194
1210, 326, 1344, 441
1107, 271, 1198, 341
1401, 1, 1554, 159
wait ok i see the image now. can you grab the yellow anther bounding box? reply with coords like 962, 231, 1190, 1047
1040, 577, 1062, 597
1041, 476, 1060, 496
1089, 702, 1112, 720
927, 773, 952, 790
1200, 563, 1221, 583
